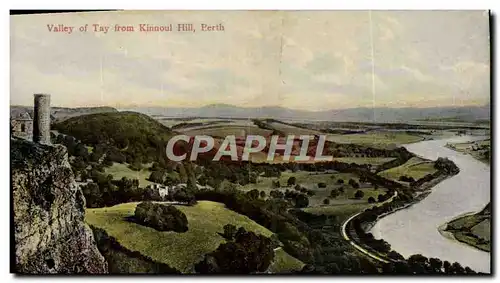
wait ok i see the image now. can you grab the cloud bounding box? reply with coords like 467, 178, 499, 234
10, 10, 490, 110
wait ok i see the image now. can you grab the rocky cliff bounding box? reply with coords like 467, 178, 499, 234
11, 138, 107, 274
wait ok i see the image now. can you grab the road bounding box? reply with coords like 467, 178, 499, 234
340, 191, 398, 264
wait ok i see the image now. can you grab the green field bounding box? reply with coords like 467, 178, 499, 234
445, 212, 490, 252
181, 125, 273, 137
104, 162, 154, 187
303, 203, 371, 221
267, 121, 323, 136
332, 157, 396, 165
268, 248, 305, 273
86, 201, 303, 273
378, 157, 437, 181
326, 131, 424, 148
240, 171, 387, 206
446, 139, 490, 164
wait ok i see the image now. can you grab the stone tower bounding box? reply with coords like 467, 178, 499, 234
33, 94, 51, 144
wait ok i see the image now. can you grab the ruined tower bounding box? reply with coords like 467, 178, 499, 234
33, 94, 51, 144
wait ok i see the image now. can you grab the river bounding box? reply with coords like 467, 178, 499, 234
370, 136, 491, 273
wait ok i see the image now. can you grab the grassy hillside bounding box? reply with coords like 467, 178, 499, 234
86, 201, 303, 273
378, 157, 437, 181
53, 111, 173, 163
104, 162, 154, 187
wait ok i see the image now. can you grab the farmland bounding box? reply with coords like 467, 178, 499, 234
377, 157, 437, 182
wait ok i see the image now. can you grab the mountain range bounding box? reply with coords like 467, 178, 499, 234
122, 103, 491, 123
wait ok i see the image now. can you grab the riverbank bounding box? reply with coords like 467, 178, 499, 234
370, 137, 490, 273
444, 139, 490, 165
438, 207, 491, 253
345, 173, 451, 263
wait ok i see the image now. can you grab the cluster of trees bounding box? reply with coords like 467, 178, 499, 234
53, 112, 173, 166
434, 157, 460, 175
351, 218, 392, 254
81, 169, 196, 208
382, 254, 478, 274
81, 175, 143, 208
134, 202, 189, 233
195, 226, 275, 274
399, 175, 416, 183
194, 188, 317, 263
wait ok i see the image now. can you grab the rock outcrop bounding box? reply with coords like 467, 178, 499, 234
11, 138, 107, 274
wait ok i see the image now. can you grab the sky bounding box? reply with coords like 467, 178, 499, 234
10, 10, 490, 111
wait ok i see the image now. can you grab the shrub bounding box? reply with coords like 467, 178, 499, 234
134, 201, 188, 232
323, 198, 330, 205
222, 224, 237, 240
259, 191, 266, 198
354, 190, 364, 199
368, 197, 376, 203
287, 176, 297, 186
195, 227, 274, 274
318, 182, 327, 188
330, 189, 339, 199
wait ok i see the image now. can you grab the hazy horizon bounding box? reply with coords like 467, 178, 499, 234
11, 11, 490, 110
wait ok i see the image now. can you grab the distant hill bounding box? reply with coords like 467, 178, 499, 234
10, 105, 118, 122
124, 104, 490, 123
53, 111, 174, 164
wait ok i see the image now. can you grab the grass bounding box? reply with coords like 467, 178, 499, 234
377, 157, 437, 181
267, 121, 323, 136
446, 139, 490, 164
303, 203, 371, 221
104, 162, 154, 187
181, 125, 273, 137
240, 171, 387, 207
86, 201, 302, 273
326, 131, 424, 148
268, 248, 305, 273
442, 208, 491, 252
332, 157, 396, 165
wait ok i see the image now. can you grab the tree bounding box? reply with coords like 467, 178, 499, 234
330, 189, 339, 199
222, 224, 237, 240
134, 202, 188, 232
336, 179, 344, 184
148, 170, 166, 184
246, 189, 260, 200
272, 180, 281, 188
323, 198, 330, 205
367, 196, 376, 203
195, 227, 275, 274
294, 194, 309, 208
450, 262, 465, 274
377, 194, 386, 202
338, 186, 345, 193
259, 191, 266, 199
429, 258, 443, 273
352, 182, 360, 189
387, 250, 405, 261
287, 176, 297, 187
354, 190, 364, 199
443, 261, 451, 273
317, 182, 327, 188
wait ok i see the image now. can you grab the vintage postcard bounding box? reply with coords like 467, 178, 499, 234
10, 10, 491, 275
